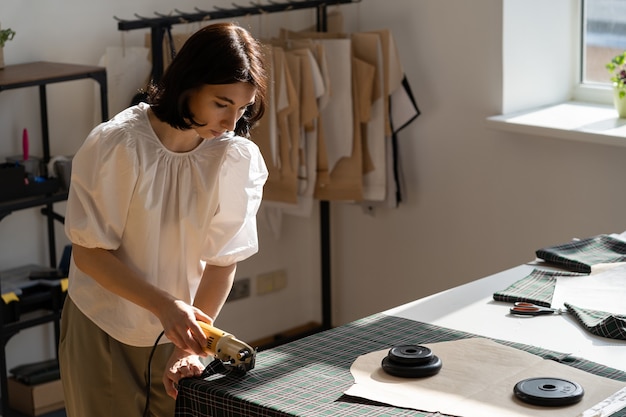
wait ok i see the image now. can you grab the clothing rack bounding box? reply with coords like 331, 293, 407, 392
116, 0, 361, 339
115, 0, 360, 82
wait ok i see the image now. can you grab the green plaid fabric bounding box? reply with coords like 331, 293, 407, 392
492, 268, 585, 307
493, 269, 626, 341
566, 303, 626, 341
536, 234, 626, 273
175, 314, 626, 417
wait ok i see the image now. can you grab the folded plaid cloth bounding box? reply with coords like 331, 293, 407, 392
565, 303, 626, 341
493, 268, 585, 307
536, 234, 626, 273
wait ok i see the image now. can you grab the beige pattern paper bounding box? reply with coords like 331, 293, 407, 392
346, 338, 625, 417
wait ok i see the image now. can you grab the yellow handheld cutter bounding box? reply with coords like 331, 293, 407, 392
198, 321, 256, 373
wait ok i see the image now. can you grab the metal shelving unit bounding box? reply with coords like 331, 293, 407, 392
0, 61, 108, 416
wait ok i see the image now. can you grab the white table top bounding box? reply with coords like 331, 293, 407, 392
384, 264, 626, 372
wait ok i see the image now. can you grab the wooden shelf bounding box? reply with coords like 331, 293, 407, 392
0, 61, 107, 91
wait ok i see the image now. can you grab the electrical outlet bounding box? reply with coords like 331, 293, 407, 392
227, 277, 250, 302
256, 269, 287, 295
257, 272, 274, 295
272, 269, 287, 291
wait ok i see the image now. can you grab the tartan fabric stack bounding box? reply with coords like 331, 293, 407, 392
494, 234, 626, 341
535, 234, 626, 273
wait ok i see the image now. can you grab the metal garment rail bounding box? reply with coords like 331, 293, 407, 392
115, 0, 361, 338
115, 0, 360, 81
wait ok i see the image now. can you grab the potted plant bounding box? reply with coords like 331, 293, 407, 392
0, 27, 16, 69
606, 51, 626, 118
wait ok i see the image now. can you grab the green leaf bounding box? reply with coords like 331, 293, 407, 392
0, 28, 16, 48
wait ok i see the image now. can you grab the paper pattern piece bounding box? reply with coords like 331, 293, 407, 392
551, 263, 626, 314
345, 338, 625, 417
97, 46, 151, 119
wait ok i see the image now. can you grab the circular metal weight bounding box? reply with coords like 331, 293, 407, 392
387, 345, 434, 365
514, 377, 584, 406
381, 345, 442, 378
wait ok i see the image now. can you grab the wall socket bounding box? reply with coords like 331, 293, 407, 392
227, 277, 251, 302
257, 269, 287, 295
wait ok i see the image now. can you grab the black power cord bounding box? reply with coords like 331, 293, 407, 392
141, 330, 231, 416
143, 330, 165, 417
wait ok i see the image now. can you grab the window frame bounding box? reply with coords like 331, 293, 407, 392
573, 0, 615, 105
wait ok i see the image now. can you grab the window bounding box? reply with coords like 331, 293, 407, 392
582, 0, 626, 86
489, 1, 626, 147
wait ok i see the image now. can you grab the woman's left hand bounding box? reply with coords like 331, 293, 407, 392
163, 347, 206, 399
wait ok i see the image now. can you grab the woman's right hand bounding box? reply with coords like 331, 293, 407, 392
157, 298, 213, 356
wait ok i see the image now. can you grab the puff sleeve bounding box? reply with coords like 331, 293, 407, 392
202, 139, 268, 266
64, 125, 139, 250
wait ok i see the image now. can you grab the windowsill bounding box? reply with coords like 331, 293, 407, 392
486, 101, 626, 148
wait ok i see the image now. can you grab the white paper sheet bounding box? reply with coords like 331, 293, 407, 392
551, 263, 626, 314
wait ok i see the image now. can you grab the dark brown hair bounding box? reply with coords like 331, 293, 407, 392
148, 22, 267, 137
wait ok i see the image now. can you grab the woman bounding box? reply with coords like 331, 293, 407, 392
59, 22, 268, 417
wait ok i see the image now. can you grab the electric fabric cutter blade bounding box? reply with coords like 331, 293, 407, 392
198, 321, 256, 373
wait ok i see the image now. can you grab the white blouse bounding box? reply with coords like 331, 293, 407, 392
64, 103, 268, 346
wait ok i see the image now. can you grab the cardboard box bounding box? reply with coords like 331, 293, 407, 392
8, 377, 64, 416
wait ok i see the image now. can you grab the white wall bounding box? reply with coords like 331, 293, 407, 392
2, 0, 626, 373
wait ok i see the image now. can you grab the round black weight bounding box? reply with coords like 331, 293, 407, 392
514, 377, 584, 407
387, 345, 434, 365
381, 354, 442, 378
